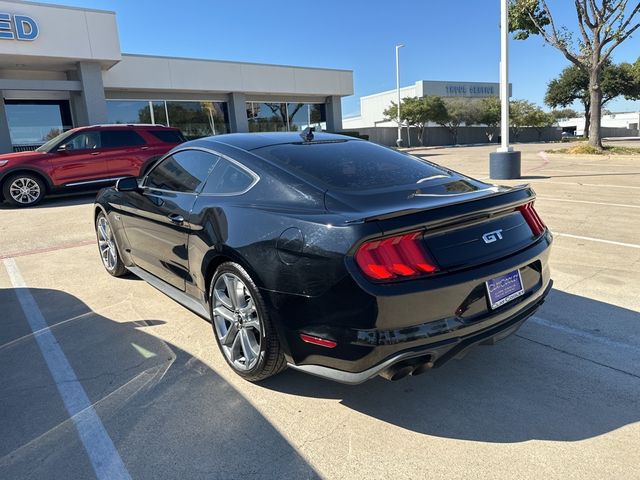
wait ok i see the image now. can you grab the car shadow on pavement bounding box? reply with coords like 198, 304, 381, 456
0, 288, 319, 480
0, 192, 97, 210
262, 290, 640, 444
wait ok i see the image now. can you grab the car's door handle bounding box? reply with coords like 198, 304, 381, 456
140, 146, 149, 150
168, 214, 184, 224
91, 151, 101, 156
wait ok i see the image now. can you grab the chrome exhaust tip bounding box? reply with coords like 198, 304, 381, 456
379, 355, 432, 381
379, 363, 415, 381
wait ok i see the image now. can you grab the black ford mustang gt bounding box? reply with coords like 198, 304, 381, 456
94, 131, 552, 384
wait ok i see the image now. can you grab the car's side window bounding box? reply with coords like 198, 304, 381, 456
202, 158, 256, 195
145, 149, 219, 193
101, 130, 146, 149
65, 132, 101, 151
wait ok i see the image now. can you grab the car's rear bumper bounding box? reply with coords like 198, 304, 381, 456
269, 232, 552, 383
288, 280, 551, 384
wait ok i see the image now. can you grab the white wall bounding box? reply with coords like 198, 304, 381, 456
347, 84, 418, 128
103, 54, 353, 97
559, 112, 640, 136
0, 0, 120, 67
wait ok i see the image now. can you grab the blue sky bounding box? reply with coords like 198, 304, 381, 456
39, 0, 640, 117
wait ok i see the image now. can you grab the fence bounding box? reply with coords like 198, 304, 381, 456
346, 126, 563, 147
601, 127, 639, 138
12, 145, 41, 152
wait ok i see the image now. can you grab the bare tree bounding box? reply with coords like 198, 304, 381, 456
509, 0, 640, 149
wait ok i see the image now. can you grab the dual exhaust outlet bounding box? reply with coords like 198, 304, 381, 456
379, 355, 434, 381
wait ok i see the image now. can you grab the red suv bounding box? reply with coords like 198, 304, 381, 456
0, 124, 185, 207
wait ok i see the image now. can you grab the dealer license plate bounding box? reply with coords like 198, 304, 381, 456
486, 269, 525, 310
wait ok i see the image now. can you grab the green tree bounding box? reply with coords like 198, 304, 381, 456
476, 97, 502, 142
550, 108, 579, 121
509, 0, 640, 149
525, 107, 556, 140
509, 99, 537, 141
383, 96, 448, 146
438, 98, 478, 145
545, 60, 640, 137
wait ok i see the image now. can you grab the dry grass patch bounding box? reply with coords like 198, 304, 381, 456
552, 142, 640, 155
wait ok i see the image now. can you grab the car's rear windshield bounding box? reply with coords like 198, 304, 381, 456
253, 140, 448, 190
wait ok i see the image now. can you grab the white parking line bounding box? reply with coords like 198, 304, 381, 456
537, 196, 640, 209
553, 233, 640, 249
532, 169, 640, 175
532, 181, 640, 190
3, 258, 131, 480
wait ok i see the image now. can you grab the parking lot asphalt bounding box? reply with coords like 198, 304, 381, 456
1, 141, 639, 480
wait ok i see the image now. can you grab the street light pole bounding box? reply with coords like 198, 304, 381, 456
489, 0, 521, 179
395, 44, 404, 147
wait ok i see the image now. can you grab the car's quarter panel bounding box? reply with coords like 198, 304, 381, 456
185, 152, 367, 298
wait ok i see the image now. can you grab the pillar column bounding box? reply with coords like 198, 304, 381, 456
325, 95, 343, 132
227, 92, 249, 133
0, 93, 12, 153
73, 62, 107, 126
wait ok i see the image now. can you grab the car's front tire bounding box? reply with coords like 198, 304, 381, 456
210, 262, 286, 382
2, 173, 46, 207
95, 212, 128, 277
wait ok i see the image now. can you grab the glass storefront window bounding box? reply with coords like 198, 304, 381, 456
151, 101, 167, 126
288, 103, 326, 131
106, 100, 151, 124
5, 100, 73, 146
247, 102, 288, 132
107, 100, 229, 138
166, 101, 229, 139
247, 102, 326, 132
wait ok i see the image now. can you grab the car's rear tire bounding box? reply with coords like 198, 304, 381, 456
2, 173, 46, 207
209, 262, 286, 382
95, 212, 128, 277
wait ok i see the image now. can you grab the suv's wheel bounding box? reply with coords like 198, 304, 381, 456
210, 262, 286, 382
2, 173, 46, 207
95, 212, 128, 277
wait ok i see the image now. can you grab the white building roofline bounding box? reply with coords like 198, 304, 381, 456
359, 84, 417, 100
121, 53, 352, 74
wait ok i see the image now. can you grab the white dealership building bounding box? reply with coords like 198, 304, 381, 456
558, 111, 640, 136
0, 0, 353, 153
343, 80, 508, 129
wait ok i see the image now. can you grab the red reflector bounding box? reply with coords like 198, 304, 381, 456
517, 202, 546, 236
300, 334, 337, 348
355, 231, 438, 281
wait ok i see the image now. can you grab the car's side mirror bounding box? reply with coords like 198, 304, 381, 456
57, 144, 68, 152
115, 176, 139, 192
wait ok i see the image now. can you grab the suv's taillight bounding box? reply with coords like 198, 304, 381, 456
355, 232, 438, 281
517, 202, 546, 236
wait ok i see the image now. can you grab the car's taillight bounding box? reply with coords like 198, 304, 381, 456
355, 232, 438, 281
517, 202, 546, 236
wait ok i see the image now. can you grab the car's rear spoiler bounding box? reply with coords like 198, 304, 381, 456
345, 184, 535, 224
